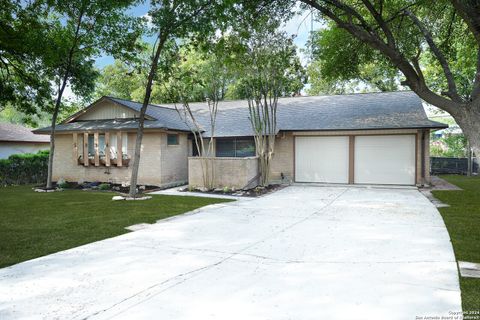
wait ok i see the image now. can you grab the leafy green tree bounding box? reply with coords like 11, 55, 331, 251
307, 25, 401, 94
0, 1, 52, 113
95, 60, 146, 100
43, 0, 143, 189
431, 133, 467, 158
297, 0, 480, 156
128, 0, 242, 197
229, 22, 306, 186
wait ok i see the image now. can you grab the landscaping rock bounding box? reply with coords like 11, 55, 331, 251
125, 196, 152, 201
112, 196, 125, 201
459, 261, 480, 278
125, 223, 152, 231
34, 188, 56, 193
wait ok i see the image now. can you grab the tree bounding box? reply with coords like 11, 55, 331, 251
43, 0, 142, 189
232, 25, 305, 186
128, 0, 236, 197
0, 1, 53, 114
297, 0, 480, 156
164, 42, 233, 190
95, 60, 146, 100
307, 25, 401, 94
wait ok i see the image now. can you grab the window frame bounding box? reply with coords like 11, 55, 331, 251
167, 133, 180, 146
215, 137, 256, 158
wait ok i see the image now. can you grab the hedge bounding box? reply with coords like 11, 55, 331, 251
0, 150, 49, 186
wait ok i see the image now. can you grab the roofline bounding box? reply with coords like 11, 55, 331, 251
32, 127, 193, 134
62, 96, 156, 124
278, 125, 448, 132
0, 139, 50, 143
105, 96, 180, 112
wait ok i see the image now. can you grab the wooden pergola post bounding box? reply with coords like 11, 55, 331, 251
117, 131, 123, 167
83, 132, 89, 167
72, 133, 78, 165
105, 132, 110, 167
94, 132, 100, 166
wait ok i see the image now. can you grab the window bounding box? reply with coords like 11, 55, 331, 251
216, 137, 255, 158
167, 134, 179, 145
216, 139, 235, 157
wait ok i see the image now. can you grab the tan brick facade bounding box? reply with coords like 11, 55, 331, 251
52, 131, 188, 187
188, 156, 259, 189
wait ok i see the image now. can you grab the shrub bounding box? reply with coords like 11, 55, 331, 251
0, 150, 49, 186
98, 183, 110, 190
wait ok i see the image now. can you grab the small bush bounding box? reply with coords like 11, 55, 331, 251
0, 150, 49, 186
98, 183, 110, 190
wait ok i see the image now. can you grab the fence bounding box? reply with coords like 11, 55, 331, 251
430, 157, 478, 175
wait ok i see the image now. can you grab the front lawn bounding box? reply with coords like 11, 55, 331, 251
0, 185, 231, 268
432, 175, 480, 311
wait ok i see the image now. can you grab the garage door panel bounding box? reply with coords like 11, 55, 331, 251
354, 135, 416, 185
295, 136, 349, 183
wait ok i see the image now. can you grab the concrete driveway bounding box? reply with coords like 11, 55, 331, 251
0, 186, 461, 319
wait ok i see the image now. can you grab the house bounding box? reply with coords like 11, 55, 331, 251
0, 122, 50, 159
34, 91, 447, 187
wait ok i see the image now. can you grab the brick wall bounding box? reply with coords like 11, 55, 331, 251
52, 131, 188, 187
189, 156, 259, 189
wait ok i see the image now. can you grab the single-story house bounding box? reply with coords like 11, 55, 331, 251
0, 122, 50, 159
34, 91, 447, 187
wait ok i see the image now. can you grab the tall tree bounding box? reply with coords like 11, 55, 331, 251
296, 0, 480, 155
231, 24, 306, 186
43, 0, 142, 189
0, 0, 52, 113
128, 0, 236, 197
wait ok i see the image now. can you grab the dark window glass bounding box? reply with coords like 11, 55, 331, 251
216, 138, 235, 157
88, 134, 94, 156
167, 134, 179, 145
192, 141, 199, 156
216, 137, 255, 157
235, 138, 256, 157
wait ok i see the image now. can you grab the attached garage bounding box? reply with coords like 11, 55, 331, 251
295, 136, 349, 183
354, 135, 416, 185
294, 134, 417, 186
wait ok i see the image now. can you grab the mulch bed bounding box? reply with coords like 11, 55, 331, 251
182, 184, 286, 197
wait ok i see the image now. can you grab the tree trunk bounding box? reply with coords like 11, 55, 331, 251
46, 80, 69, 189
453, 103, 480, 161
128, 34, 168, 197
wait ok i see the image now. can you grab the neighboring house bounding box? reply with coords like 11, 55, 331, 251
34, 91, 447, 187
0, 122, 50, 159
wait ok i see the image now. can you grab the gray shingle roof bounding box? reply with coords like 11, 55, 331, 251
0, 122, 50, 142
35, 91, 447, 136
177, 91, 448, 137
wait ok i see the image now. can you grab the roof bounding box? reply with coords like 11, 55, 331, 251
0, 122, 50, 143
34, 91, 447, 136
176, 91, 448, 137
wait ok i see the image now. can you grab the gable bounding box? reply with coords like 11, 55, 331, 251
75, 100, 140, 121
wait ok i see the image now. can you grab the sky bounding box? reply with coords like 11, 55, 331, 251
94, 2, 321, 69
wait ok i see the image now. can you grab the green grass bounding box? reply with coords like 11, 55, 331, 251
432, 175, 480, 311
0, 185, 232, 269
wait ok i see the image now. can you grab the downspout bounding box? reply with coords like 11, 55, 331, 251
421, 130, 426, 186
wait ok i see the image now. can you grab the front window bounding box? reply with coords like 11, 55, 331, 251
216, 137, 255, 157
167, 134, 179, 145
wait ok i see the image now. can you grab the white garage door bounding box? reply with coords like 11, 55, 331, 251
354, 135, 416, 185
295, 136, 349, 183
